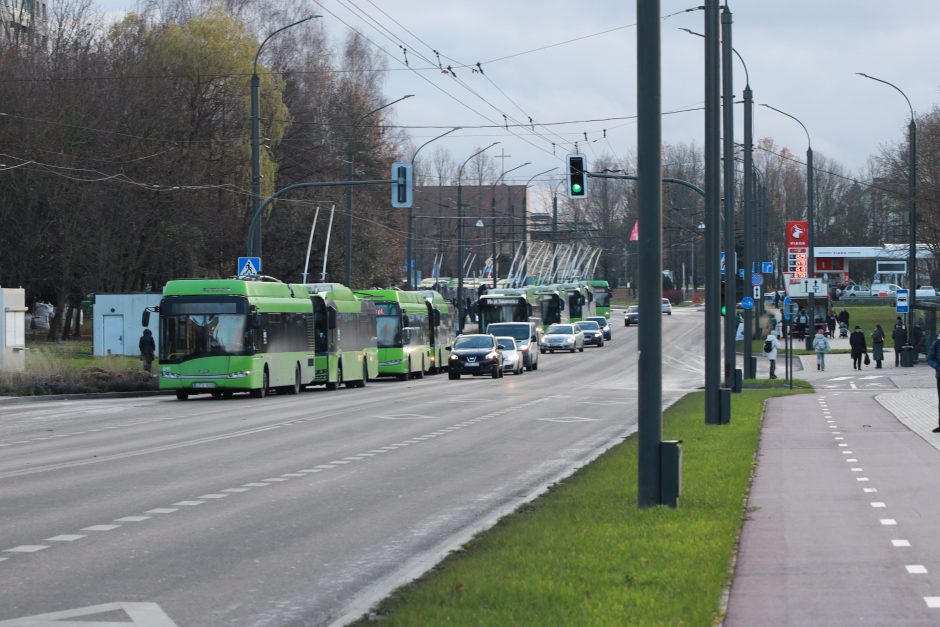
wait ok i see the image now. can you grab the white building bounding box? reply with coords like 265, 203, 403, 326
93, 293, 162, 357
0, 286, 27, 371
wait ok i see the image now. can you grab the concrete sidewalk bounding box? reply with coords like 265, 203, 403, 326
725, 333, 940, 624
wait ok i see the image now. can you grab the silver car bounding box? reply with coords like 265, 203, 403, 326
539, 323, 584, 354
496, 336, 524, 375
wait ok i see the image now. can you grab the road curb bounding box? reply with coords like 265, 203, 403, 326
0, 389, 172, 405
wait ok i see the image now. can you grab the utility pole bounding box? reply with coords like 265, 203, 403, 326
704, 0, 723, 424
721, 4, 737, 392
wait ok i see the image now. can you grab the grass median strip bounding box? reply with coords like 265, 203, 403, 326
358, 388, 808, 625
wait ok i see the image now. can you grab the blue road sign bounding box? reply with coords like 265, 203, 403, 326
720, 251, 725, 276
738, 267, 745, 279
762, 261, 774, 274
751, 274, 764, 287
237, 256, 261, 276
896, 289, 910, 314
741, 296, 754, 310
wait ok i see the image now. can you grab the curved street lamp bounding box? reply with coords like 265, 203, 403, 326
250, 15, 320, 257
490, 162, 531, 287
405, 127, 461, 289
857, 72, 917, 336
457, 143, 499, 331
343, 94, 414, 286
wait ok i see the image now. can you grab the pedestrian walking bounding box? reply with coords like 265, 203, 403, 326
139, 328, 156, 374
813, 330, 831, 371
926, 333, 940, 433
892, 317, 907, 366
764, 331, 779, 379
871, 324, 885, 368
849, 325, 868, 370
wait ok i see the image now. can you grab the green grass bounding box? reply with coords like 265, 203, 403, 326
834, 304, 900, 334
359, 387, 808, 626
743, 377, 812, 389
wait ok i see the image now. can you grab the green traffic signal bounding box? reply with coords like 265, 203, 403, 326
571, 182, 583, 194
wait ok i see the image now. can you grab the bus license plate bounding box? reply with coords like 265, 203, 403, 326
193, 382, 216, 389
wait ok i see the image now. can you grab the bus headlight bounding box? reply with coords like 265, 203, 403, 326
228, 371, 251, 378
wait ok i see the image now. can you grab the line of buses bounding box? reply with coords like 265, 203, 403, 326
142, 277, 610, 400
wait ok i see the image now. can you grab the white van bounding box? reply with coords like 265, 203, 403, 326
485, 322, 540, 371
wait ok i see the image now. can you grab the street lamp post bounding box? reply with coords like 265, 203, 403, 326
490, 162, 531, 287
762, 103, 815, 348
408, 127, 461, 289
250, 15, 320, 257
344, 94, 414, 287
704, 0, 722, 424
721, 4, 737, 389
514, 169, 557, 286
857, 73, 917, 334
457, 143, 499, 332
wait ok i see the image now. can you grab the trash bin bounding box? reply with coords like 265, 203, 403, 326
901, 345, 914, 367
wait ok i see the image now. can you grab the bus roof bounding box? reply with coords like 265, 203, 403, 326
161, 279, 311, 313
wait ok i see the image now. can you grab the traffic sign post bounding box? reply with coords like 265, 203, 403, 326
741, 296, 754, 310
753, 286, 761, 299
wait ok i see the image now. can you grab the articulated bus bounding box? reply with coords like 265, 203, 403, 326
420, 290, 457, 374
146, 278, 315, 400
305, 283, 378, 389
477, 288, 542, 330
584, 280, 611, 318
356, 289, 431, 379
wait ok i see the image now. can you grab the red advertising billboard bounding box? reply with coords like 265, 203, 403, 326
786, 220, 809, 247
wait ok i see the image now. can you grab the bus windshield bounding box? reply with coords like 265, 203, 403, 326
160, 308, 247, 362
375, 302, 402, 348
479, 298, 528, 327
593, 289, 610, 307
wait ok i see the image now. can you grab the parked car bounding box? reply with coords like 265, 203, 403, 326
585, 315, 611, 341
485, 321, 540, 371
447, 334, 503, 379
870, 283, 901, 297
576, 320, 605, 347
661, 298, 672, 315
540, 323, 584, 353
841, 284, 871, 297
916, 286, 938, 297
495, 336, 524, 375
624, 305, 639, 326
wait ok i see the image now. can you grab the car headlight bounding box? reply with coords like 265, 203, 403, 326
486, 352, 498, 360
564, 338, 574, 346
449, 354, 459, 361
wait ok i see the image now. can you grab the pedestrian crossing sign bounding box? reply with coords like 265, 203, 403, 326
237, 257, 261, 277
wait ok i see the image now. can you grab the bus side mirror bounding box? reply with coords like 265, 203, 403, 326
433, 310, 441, 326
402, 314, 410, 327
327, 308, 337, 330
141, 310, 150, 327
251, 312, 262, 329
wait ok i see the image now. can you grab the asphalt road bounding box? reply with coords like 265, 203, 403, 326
0, 308, 705, 626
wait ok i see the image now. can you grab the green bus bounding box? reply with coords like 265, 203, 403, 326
355, 289, 431, 380
420, 289, 457, 374
584, 279, 611, 318
146, 278, 315, 400
477, 287, 541, 330
560, 282, 595, 323
534, 285, 567, 329
305, 283, 378, 389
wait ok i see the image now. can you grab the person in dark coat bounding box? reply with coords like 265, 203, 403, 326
849, 325, 868, 370
826, 311, 837, 338
139, 328, 156, 374
872, 324, 886, 368
892, 317, 907, 366
837, 308, 850, 328
926, 333, 940, 432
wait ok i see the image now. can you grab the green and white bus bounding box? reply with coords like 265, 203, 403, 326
305, 283, 378, 389
147, 278, 315, 400
560, 282, 595, 323
584, 279, 611, 318
356, 289, 431, 380
534, 285, 567, 329
477, 287, 542, 330
420, 289, 457, 374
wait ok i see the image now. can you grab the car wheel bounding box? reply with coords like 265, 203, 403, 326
491, 366, 500, 379
540, 348, 546, 354
549, 349, 554, 353
579, 346, 584, 352
448, 371, 459, 380
176, 390, 189, 401
532, 360, 538, 371
598, 340, 604, 347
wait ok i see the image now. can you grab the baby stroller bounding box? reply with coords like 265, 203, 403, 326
839, 321, 849, 338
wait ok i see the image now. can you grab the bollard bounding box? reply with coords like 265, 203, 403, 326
720, 387, 732, 424
659, 440, 682, 508
749, 355, 757, 379
734, 368, 743, 392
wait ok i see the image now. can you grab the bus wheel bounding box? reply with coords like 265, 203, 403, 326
359, 360, 368, 387
287, 365, 301, 395
176, 390, 189, 401
414, 359, 425, 379
251, 369, 269, 398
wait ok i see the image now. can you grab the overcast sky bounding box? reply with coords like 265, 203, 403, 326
95, 1, 940, 193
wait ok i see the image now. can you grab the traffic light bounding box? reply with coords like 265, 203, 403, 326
566, 154, 587, 199
720, 280, 727, 316
390, 162, 413, 208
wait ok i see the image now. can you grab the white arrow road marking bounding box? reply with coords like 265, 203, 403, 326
828, 376, 854, 381
859, 375, 884, 380
0, 602, 177, 626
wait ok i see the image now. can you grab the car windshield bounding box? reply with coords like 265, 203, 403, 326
548, 325, 574, 335
587, 317, 607, 326
496, 337, 516, 351
454, 335, 494, 349
579, 321, 599, 330
627, 306, 639, 313
662, 299, 670, 305
487, 323, 529, 341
